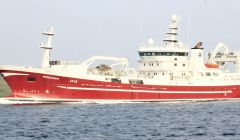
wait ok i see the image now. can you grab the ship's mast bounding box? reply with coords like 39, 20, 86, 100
40, 25, 54, 68
163, 15, 178, 47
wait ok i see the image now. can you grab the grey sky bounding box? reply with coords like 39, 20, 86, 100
0, 0, 239, 67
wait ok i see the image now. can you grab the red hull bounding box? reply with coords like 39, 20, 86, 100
1, 70, 240, 101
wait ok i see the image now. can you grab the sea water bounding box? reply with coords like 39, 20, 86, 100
0, 99, 240, 140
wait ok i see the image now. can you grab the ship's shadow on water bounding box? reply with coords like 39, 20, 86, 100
0, 100, 240, 140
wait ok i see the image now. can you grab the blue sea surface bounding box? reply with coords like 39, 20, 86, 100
0, 100, 240, 140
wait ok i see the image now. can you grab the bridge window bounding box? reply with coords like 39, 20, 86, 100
139, 52, 188, 56
166, 52, 171, 56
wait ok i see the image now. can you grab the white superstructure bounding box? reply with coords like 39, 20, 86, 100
37, 15, 240, 86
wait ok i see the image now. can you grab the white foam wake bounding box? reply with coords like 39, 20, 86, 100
0, 98, 47, 105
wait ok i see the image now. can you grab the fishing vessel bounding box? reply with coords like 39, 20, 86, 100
1, 15, 240, 102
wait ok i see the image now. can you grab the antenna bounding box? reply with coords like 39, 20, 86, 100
187, 15, 191, 47
163, 15, 178, 47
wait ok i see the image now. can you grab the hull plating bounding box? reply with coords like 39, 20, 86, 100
1, 70, 240, 101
